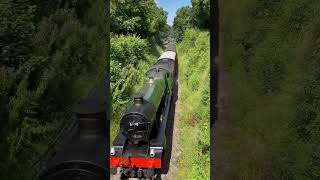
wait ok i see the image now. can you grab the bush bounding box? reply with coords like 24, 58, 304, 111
219, 0, 320, 179
110, 34, 152, 141
177, 28, 210, 180
111, 34, 148, 66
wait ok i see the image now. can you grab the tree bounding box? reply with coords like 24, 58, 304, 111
0, 0, 36, 68
172, 0, 209, 41
191, 0, 210, 29
111, 0, 153, 37
172, 6, 192, 42
110, 0, 169, 43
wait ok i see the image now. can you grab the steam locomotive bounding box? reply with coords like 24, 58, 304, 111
110, 42, 178, 179
38, 75, 108, 180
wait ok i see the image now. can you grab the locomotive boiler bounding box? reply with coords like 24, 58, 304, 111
110, 41, 178, 179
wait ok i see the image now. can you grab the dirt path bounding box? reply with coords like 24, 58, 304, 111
110, 74, 182, 180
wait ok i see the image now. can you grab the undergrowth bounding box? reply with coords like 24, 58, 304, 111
177, 29, 210, 180
219, 0, 320, 179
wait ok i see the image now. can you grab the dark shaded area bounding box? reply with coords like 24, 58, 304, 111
38, 74, 108, 180
160, 53, 179, 176
210, 0, 219, 126
219, 0, 320, 179
0, 0, 108, 179
210, 0, 219, 179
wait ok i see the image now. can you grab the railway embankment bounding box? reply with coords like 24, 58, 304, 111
175, 29, 210, 180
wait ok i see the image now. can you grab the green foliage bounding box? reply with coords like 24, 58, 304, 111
110, 0, 169, 42
0, 0, 36, 68
0, 0, 107, 179
172, 7, 192, 42
177, 29, 210, 180
110, 35, 149, 138
220, 0, 320, 179
172, 0, 209, 42
111, 35, 148, 66
190, 0, 210, 29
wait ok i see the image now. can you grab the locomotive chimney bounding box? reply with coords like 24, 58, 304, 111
74, 97, 107, 137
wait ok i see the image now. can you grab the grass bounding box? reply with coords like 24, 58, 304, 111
176, 29, 210, 180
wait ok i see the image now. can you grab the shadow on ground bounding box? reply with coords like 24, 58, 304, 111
158, 59, 179, 179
